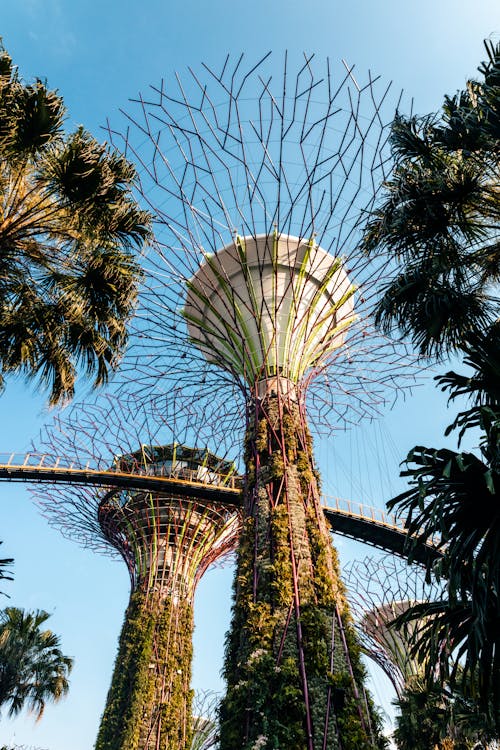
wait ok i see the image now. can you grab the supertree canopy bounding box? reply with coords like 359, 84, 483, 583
98, 53, 417, 750
184, 232, 356, 390
343, 555, 442, 698
34, 394, 241, 750
109, 52, 415, 431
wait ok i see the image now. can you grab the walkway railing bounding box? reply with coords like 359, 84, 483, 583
321, 495, 405, 533
0, 454, 404, 525
0, 453, 242, 490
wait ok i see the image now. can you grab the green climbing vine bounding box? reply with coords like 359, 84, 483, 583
219, 393, 387, 750
95, 589, 194, 750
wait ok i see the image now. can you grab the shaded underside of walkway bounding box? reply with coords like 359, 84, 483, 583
322, 505, 439, 566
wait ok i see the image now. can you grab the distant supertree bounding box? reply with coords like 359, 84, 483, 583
34, 393, 241, 750
343, 555, 442, 697
190, 691, 220, 750
99, 53, 417, 750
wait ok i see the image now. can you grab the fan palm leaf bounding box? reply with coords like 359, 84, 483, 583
0, 608, 72, 721
362, 42, 500, 358
0, 42, 150, 403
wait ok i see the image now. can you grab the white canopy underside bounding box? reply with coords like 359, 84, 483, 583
184, 233, 356, 385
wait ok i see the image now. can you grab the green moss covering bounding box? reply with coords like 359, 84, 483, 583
95, 589, 194, 750
219, 394, 387, 750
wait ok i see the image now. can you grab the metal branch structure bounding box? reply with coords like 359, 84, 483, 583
33, 394, 241, 750
343, 555, 442, 698
190, 691, 221, 750
96, 53, 417, 750
108, 52, 416, 433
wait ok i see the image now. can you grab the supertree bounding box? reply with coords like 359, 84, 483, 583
343, 554, 442, 698
190, 691, 221, 750
34, 392, 241, 750
101, 53, 417, 750
343, 559, 499, 748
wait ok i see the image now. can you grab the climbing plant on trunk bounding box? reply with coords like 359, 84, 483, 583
220, 393, 387, 750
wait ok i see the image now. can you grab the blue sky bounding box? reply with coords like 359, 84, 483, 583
0, 1, 498, 748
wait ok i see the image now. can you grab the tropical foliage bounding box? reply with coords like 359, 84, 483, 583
0, 543, 13, 596
362, 40, 500, 729
389, 327, 500, 724
0, 607, 72, 720
96, 589, 194, 750
393, 676, 496, 750
0, 42, 150, 404
363, 40, 499, 357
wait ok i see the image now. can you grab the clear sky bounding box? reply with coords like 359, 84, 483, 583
0, 1, 498, 748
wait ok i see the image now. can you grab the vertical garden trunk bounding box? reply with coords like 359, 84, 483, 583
220, 390, 385, 750
95, 468, 240, 750
95, 588, 194, 750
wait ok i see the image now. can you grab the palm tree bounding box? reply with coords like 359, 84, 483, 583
0, 607, 72, 720
388, 324, 500, 725
0, 43, 150, 404
393, 678, 454, 750
362, 40, 499, 357
360, 41, 500, 726
393, 676, 497, 750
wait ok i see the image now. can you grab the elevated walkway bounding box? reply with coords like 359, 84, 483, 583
321, 496, 439, 566
0, 453, 440, 564
0, 452, 242, 504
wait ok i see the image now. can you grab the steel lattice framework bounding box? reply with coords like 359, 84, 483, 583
108, 52, 416, 432
343, 554, 442, 698
98, 53, 418, 750
30, 54, 421, 750
34, 392, 241, 556
33, 393, 241, 750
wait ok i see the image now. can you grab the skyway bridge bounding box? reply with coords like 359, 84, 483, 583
0, 453, 440, 565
